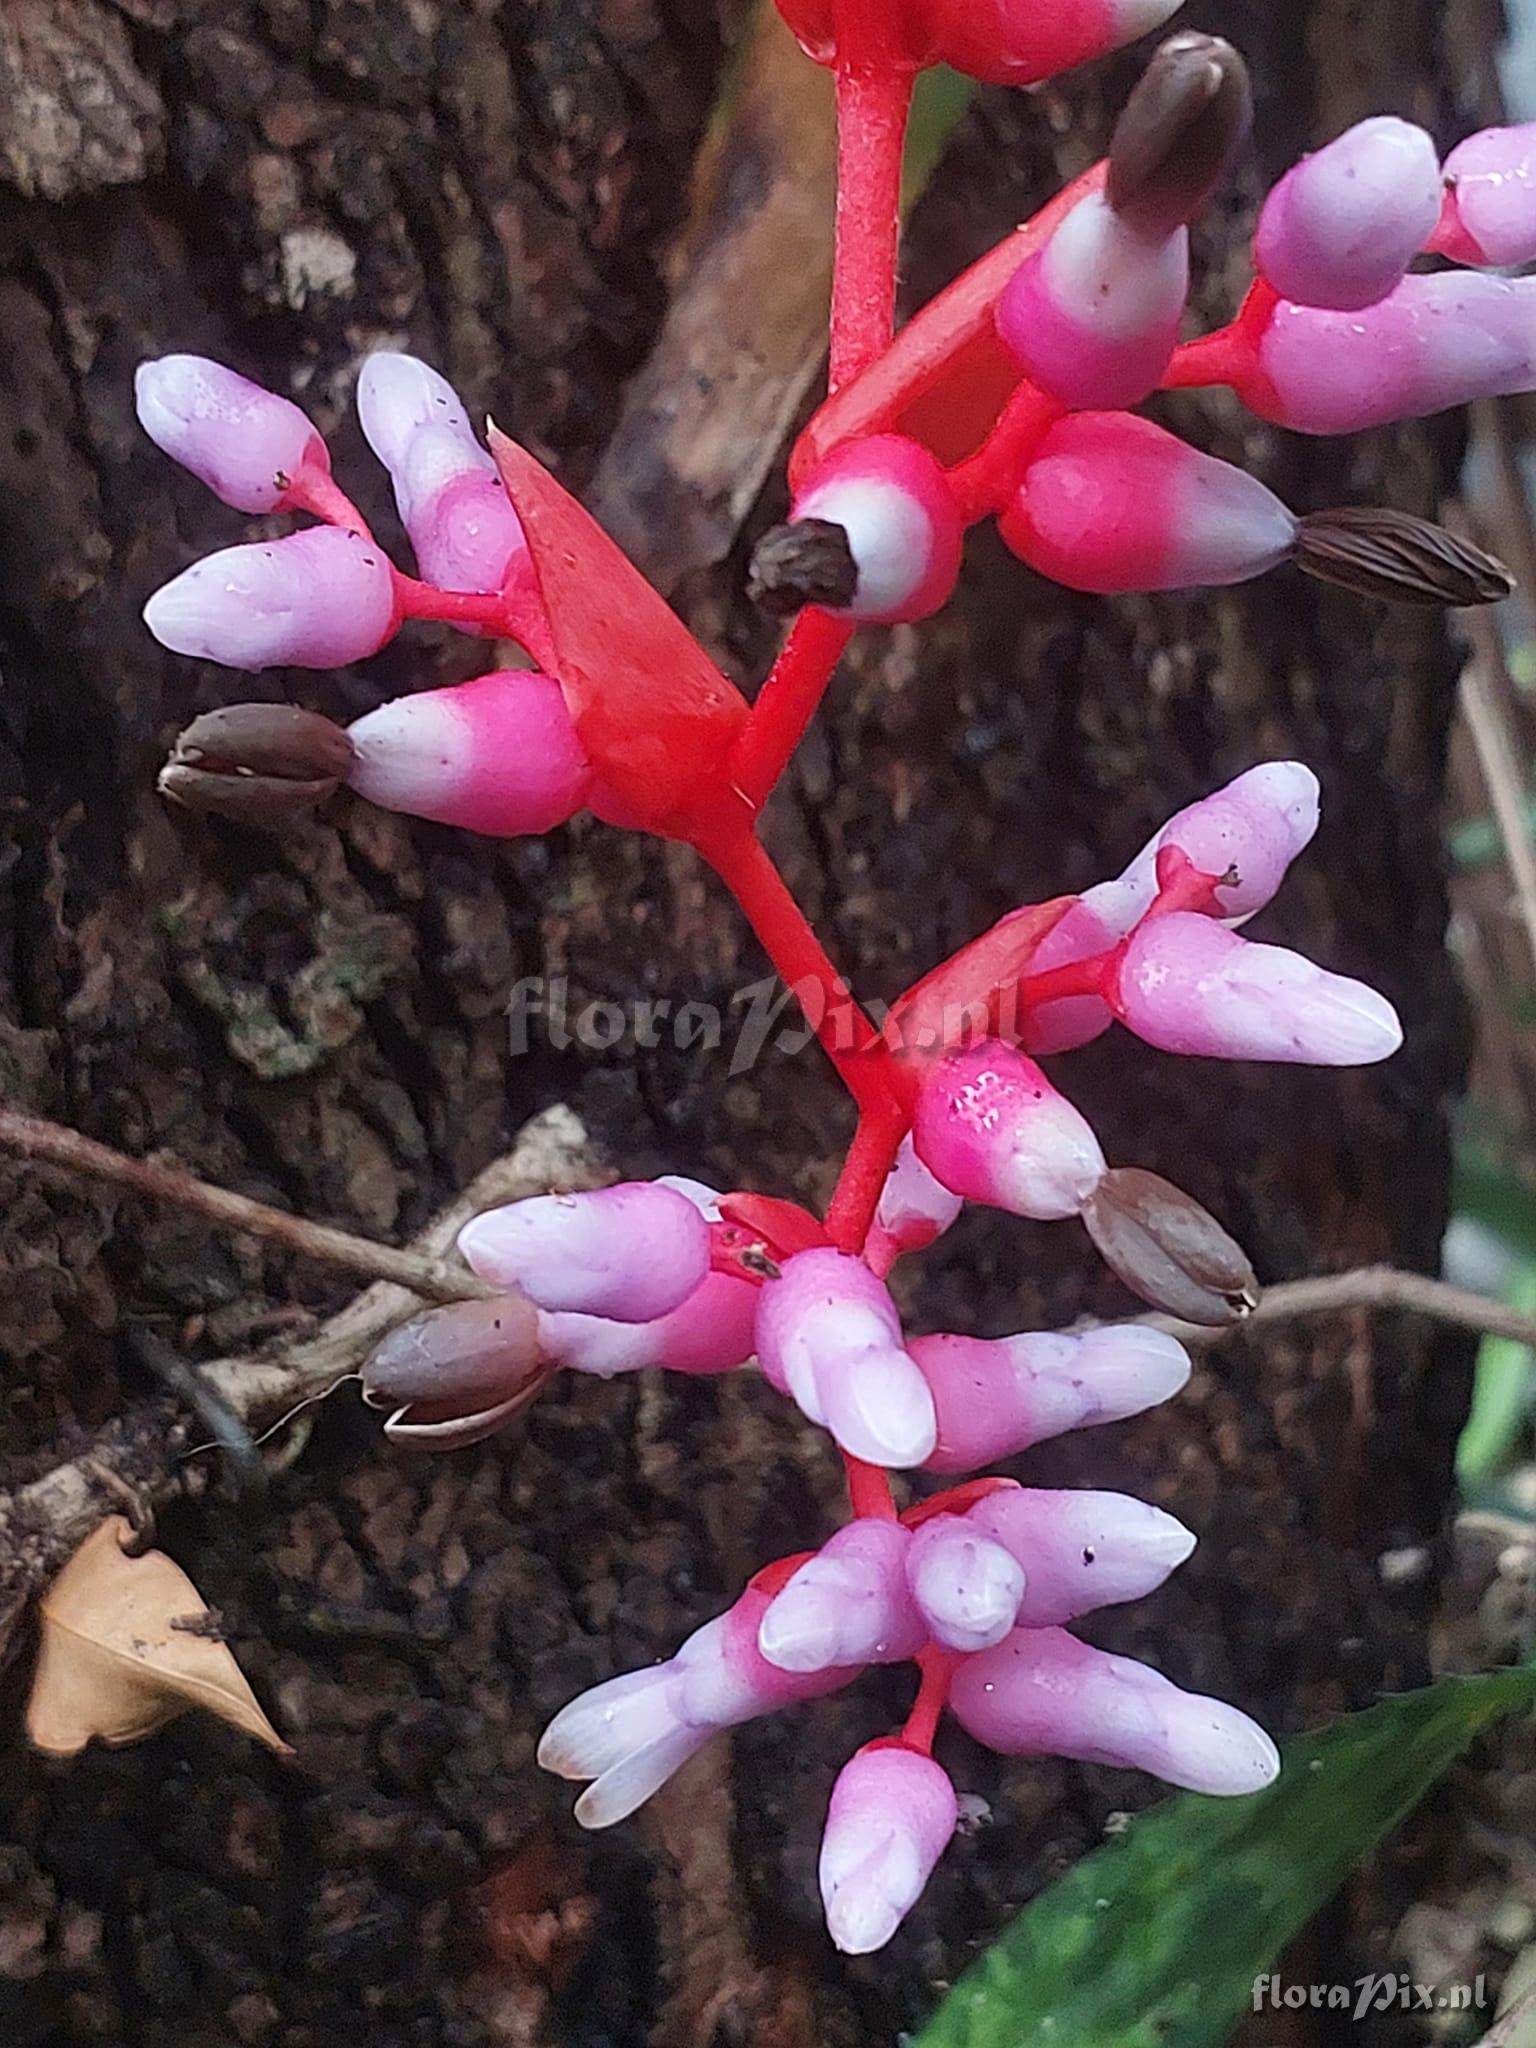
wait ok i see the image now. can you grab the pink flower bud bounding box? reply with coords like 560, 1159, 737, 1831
1255, 117, 1442, 311
967, 1487, 1196, 1624
1253, 274, 1536, 434
949, 1627, 1280, 1795
1064, 765, 1327, 978
758, 1521, 925, 1674
539, 1585, 853, 1828
788, 435, 963, 624
873, 1136, 965, 1257
904, 1515, 1026, 1652
1024, 762, 1320, 1054
1113, 913, 1403, 1064
997, 192, 1188, 410
538, 1273, 759, 1379
143, 527, 400, 670
135, 354, 329, 514
1437, 123, 1536, 266
1000, 414, 1298, 594
909, 1325, 1191, 1474
534, 1179, 758, 1378
925, 0, 1187, 91
819, 1745, 958, 1956
344, 670, 591, 837
912, 1040, 1107, 1220
357, 353, 530, 600
458, 1182, 711, 1323
772, 0, 936, 69
754, 1248, 938, 1468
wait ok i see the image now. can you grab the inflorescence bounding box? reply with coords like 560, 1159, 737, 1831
137, 0, 1533, 1956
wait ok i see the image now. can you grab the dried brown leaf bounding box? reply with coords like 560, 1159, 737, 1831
25, 1516, 291, 1757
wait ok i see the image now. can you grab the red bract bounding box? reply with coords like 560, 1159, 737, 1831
487, 428, 751, 844
885, 896, 1074, 1091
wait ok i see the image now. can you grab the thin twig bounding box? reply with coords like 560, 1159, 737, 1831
0, 1105, 603, 1653
1144, 1263, 1536, 1352
0, 1106, 497, 1306
1457, 645, 1536, 984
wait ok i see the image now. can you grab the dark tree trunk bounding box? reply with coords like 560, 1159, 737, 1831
0, 3, 1476, 2044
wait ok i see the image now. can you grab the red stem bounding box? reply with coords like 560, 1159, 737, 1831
829, 49, 914, 392
1162, 280, 1278, 395
284, 465, 372, 533
902, 1645, 956, 1754
731, 611, 856, 811
391, 570, 559, 671
845, 1456, 899, 1520
948, 381, 1064, 522
700, 829, 895, 1115
824, 1100, 908, 1250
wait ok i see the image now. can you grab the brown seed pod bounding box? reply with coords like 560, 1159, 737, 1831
364, 1292, 550, 1450
1107, 33, 1254, 239
1295, 508, 1515, 608
747, 519, 860, 617
1082, 1167, 1260, 1327
159, 703, 354, 825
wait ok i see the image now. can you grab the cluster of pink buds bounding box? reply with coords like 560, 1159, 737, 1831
136, 0, 1528, 1964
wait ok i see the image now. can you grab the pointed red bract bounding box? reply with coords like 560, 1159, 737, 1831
886, 896, 1073, 1090
488, 427, 750, 838
718, 1192, 832, 1259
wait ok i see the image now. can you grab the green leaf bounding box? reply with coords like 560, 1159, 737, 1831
1454, 1140, 1536, 1263
1458, 1268, 1536, 1484
914, 1669, 1536, 2048
903, 67, 977, 207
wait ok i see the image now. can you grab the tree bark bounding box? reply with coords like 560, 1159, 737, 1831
0, 2, 1477, 2044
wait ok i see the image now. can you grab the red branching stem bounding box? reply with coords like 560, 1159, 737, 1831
1162, 280, 1279, 393
701, 828, 895, 1116
829, 41, 914, 392
948, 381, 1065, 522
1014, 950, 1119, 1012
284, 465, 372, 533
902, 1645, 957, 1754
732, 610, 856, 810
391, 571, 559, 671
845, 1455, 899, 1520
392, 573, 505, 630
824, 1100, 908, 1251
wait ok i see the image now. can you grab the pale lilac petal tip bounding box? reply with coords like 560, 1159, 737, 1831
754, 1249, 933, 1464
1440, 123, 1536, 267
136, 354, 327, 514
819, 1746, 958, 1955
905, 1515, 1026, 1653
458, 1182, 711, 1322
913, 1040, 1107, 1221
949, 1628, 1280, 1796
144, 527, 399, 671
911, 1325, 1191, 1475
1256, 117, 1442, 310
874, 1136, 965, 1255
758, 1520, 922, 1674
345, 671, 589, 837
971, 1487, 1196, 1626
1115, 914, 1403, 1064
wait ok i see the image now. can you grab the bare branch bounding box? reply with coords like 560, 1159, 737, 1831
0, 1106, 503, 1305
1144, 1262, 1536, 1353
0, 1106, 603, 1653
